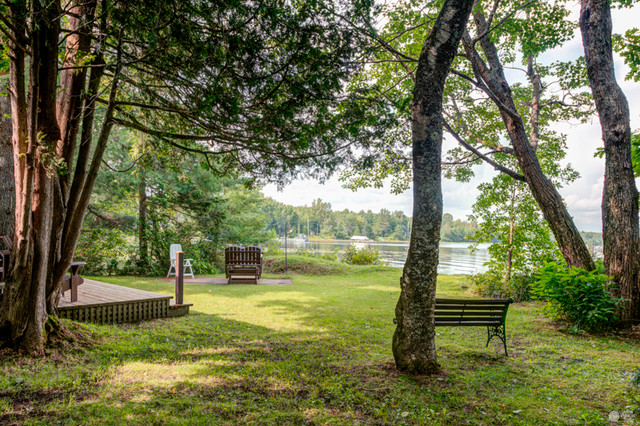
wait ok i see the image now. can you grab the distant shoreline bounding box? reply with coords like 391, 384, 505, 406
305, 238, 477, 244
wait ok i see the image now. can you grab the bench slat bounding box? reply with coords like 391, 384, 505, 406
436, 298, 512, 304
435, 321, 502, 326
435, 316, 503, 322
436, 304, 509, 310
435, 315, 504, 320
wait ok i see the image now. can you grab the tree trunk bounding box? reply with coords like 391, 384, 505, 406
392, 0, 475, 374
138, 164, 149, 268
0, 0, 114, 352
463, 14, 595, 272
580, 0, 640, 323
0, 0, 61, 352
0, 84, 14, 239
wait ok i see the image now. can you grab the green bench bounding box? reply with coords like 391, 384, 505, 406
395, 297, 514, 356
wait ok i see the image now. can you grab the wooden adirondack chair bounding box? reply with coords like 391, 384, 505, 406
225, 246, 263, 284
167, 244, 195, 278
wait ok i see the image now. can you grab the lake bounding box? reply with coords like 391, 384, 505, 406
280, 239, 490, 275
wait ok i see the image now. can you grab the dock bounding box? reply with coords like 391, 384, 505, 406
58, 279, 191, 324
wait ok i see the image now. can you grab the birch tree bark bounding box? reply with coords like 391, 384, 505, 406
392, 0, 475, 374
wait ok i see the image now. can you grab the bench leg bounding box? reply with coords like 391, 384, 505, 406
486, 324, 508, 357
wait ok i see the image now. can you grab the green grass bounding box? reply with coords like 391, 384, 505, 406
0, 268, 638, 424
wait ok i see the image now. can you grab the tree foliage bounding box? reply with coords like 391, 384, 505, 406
79, 128, 276, 275
469, 127, 578, 299
0, 0, 379, 352
340, 0, 596, 275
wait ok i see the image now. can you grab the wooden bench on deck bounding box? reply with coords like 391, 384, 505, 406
225, 246, 263, 284
395, 297, 514, 356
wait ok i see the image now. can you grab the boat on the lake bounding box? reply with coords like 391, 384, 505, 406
350, 235, 372, 249
350, 235, 372, 242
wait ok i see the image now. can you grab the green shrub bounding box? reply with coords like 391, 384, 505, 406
263, 240, 282, 255
530, 262, 623, 332
74, 229, 132, 275
341, 245, 381, 265
320, 249, 339, 261
471, 271, 533, 302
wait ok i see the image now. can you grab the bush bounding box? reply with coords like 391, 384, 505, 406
530, 262, 624, 332
472, 271, 533, 302
75, 228, 132, 275
342, 245, 381, 265
263, 240, 282, 255
320, 249, 340, 261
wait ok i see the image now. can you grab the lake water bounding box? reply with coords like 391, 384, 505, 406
281, 239, 490, 275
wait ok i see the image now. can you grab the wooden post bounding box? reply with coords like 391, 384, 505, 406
176, 251, 184, 305
284, 232, 288, 274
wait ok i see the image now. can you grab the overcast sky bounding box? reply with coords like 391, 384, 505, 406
263, 4, 640, 233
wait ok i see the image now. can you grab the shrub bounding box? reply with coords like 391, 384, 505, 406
472, 271, 533, 302
263, 240, 282, 255
74, 228, 132, 275
342, 245, 381, 265
530, 262, 624, 332
320, 249, 340, 261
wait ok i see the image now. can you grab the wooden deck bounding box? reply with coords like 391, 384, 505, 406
58, 279, 190, 323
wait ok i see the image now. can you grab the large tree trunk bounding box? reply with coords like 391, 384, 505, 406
0, 0, 61, 352
0, 0, 112, 352
0, 84, 14, 239
392, 0, 475, 374
462, 14, 595, 272
580, 0, 640, 323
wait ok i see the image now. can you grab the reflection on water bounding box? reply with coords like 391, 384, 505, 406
280, 239, 489, 275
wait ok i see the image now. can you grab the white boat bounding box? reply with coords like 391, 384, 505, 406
350, 235, 372, 249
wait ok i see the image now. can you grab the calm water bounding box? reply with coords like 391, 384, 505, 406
280, 239, 490, 275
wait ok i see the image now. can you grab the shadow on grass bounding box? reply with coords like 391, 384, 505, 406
0, 311, 419, 424
4, 274, 635, 424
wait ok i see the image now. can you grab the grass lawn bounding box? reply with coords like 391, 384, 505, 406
0, 266, 638, 424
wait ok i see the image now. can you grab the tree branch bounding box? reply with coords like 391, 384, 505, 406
443, 119, 525, 181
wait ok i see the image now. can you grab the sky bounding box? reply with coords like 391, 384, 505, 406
263, 4, 640, 233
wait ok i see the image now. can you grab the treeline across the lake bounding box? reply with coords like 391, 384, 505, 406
261, 198, 479, 242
